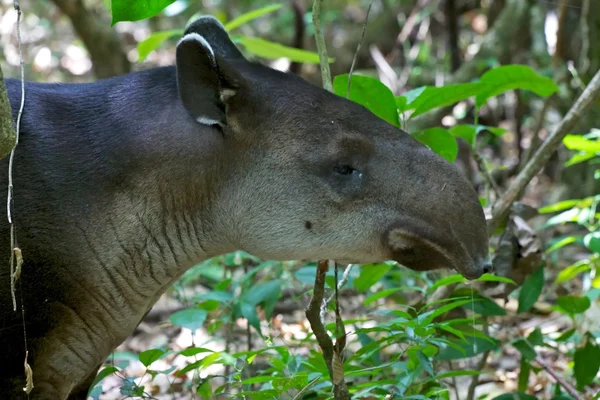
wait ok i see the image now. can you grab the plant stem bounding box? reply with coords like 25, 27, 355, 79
312, 0, 333, 92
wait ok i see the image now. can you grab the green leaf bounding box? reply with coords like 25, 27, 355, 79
556, 295, 591, 315
517, 264, 544, 313
584, 231, 600, 253
193, 290, 234, 303
137, 30, 183, 62
574, 334, 600, 390
355, 263, 393, 292
565, 151, 598, 167
563, 135, 600, 152
139, 349, 166, 367
527, 327, 544, 346
236, 36, 325, 64
492, 393, 537, 400
475, 65, 559, 107
538, 199, 582, 213
428, 274, 466, 291
179, 347, 214, 357
111, 0, 175, 24
474, 274, 517, 285
411, 128, 458, 163
364, 286, 423, 305
471, 295, 506, 316
513, 339, 536, 361
408, 83, 482, 118
556, 260, 592, 284
436, 335, 499, 360
241, 301, 261, 334
87, 366, 119, 397
546, 236, 577, 254
518, 358, 530, 392
224, 4, 283, 31
333, 74, 399, 127
449, 125, 477, 148
170, 308, 207, 332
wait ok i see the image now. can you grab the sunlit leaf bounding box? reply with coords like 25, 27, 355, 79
333, 74, 399, 126
428, 274, 466, 291
111, 0, 175, 24
474, 274, 517, 285
475, 65, 559, 107
236, 36, 326, 64
137, 30, 182, 62
87, 366, 119, 398
538, 199, 582, 213
556, 260, 591, 284
563, 135, 600, 152
546, 236, 578, 254
412, 128, 458, 163
224, 4, 283, 31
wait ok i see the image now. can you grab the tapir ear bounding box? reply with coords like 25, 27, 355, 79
184, 16, 245, 60
176, 33, 242, 128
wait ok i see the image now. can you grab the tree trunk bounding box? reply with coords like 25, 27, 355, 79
50, 0, 131, 79
0, 65, 16, 160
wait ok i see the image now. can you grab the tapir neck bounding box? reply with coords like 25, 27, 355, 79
6, 67, 229, 326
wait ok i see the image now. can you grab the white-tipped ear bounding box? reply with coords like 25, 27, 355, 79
184, 16, 246, 60
178, 33, 216, 67
176, 31, 243, 129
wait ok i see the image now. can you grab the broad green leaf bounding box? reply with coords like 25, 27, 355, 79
436, 335, 499, 360
542, 208, 580, 228
527, 327, 544, 346
224, 4, 283, 31
470, 295, 506, 316
400, 86, 427, 109
364, 286, 423, 305
170, 308, 207, 332
243, 280, 281, 306
584, 231, 600, 253
395, 96, 408, 113
137, 30, 182, 62
563, 135, 600, 152
517, 264, 544, 313
513, 339, 536, 360
236, 36, 325, 64
449, 125, 477, 148
556, 295, 591, 315
111, 0, 175, 24
333, 74, 399, 126
419, 299, 473, 326
412, 128, 458, 163
139, 348, 166, 367
574, 334, 600, 390
355, 263, 393, 292
409, 83, 482, 118
475, 65, 559, 107
193, 290, 234, 303
241, 301, 261, 334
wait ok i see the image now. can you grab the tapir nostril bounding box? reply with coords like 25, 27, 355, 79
482, 262, 494, 274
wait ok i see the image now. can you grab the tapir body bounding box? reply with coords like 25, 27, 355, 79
0, 17, 491, 399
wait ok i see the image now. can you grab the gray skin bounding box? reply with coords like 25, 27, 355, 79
0, 17, 491, 399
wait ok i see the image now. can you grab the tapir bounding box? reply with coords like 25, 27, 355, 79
0, 16, 492, 399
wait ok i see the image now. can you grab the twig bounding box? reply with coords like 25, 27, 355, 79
325, 264, 354, 307
489, 68, 600, 231
535, 356, 585, 400
386, 0, 431, 64
346, 0, 373, 98
312, 0, 332, 92
305, 261, 350, 399
466, 349, 490, 400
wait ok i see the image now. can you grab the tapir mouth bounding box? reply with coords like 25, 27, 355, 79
384, 221, 484, 279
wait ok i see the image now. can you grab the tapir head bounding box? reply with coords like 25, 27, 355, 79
175, 17, 492, 280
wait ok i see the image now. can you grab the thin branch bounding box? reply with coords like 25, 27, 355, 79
489, 68, 600, 231
325, 264, 354, 306
312, 0, 333, 92
535, 356, 585, 400
346, 0, 374, 98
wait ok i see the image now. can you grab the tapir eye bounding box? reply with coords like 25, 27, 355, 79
334, 165, 357, 175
